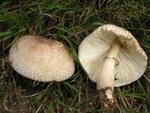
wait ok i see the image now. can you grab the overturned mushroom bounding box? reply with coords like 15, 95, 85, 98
78, 24, 147, 111
9, 35, 75, 82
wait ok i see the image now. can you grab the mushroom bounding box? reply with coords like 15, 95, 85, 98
78, 24, 147, 111
9, 35, 75, 82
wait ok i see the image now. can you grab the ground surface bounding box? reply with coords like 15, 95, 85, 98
0, 0, 150, 113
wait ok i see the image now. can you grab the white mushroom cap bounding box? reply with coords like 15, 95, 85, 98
78, 24, 147, 87
9, 35, 75, 82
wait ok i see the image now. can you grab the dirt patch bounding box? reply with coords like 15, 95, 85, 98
2, 88, 35, 113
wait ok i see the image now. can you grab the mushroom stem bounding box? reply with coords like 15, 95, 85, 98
96, 42, 120, 111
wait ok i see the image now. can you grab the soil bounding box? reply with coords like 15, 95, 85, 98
1, 88, 36, 113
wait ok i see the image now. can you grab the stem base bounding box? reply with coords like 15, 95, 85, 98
98, 87, 116, 113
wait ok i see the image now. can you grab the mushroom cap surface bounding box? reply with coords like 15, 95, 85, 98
78, 24, 147, 87
9, 35, 75, 82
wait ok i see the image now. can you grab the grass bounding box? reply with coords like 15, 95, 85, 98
0, 0, 150, 113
